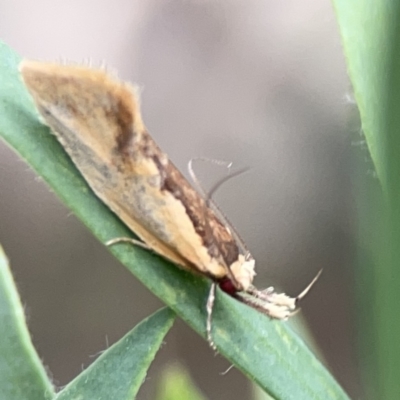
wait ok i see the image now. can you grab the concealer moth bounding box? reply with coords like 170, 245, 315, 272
20, 60, 320, 348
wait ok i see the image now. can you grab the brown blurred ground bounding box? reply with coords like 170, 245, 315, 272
0, 1, 359, 399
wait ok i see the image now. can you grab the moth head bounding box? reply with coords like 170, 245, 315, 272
229, 254, 256, 292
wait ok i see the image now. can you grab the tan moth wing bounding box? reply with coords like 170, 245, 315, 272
20, 61, 255, 289
20, 60, 321, 349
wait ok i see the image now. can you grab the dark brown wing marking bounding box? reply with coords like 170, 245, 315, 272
127, 129, 241, 268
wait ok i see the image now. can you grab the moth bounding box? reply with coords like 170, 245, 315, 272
20, 61, 320, 348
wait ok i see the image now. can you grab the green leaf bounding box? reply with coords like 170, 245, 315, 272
155, 363, 207, 400
333, 1, 400, 398
333, 0, 397, 191
0, 41, 349, 400
0, 245, 54, 399
55, 308, 174, 400
332, 0, 393, 189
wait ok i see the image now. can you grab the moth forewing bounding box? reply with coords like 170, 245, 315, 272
19, 60, 253, 287
20, 61, 192, 271
20, 60, 318, 348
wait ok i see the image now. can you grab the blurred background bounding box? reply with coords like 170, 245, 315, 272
0, 0, 360, 398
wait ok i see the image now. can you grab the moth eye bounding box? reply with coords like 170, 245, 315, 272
219, 278, 238, 295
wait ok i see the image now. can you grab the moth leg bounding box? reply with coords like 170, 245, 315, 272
296, 269, 323, 301
106, 237, 151, 251
206, 282, 217, 350
239, 269, 322, 320
235, 292, 295, 320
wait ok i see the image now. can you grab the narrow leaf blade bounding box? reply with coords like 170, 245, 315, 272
0, 245, 54, 400
333, 1, 400, 398
0, 42, 349, 400
55, 308, 174, 400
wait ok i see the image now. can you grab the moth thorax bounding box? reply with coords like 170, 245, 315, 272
229, 255, 256, 292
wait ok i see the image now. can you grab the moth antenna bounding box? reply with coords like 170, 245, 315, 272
207, 166, 250, 203
105, 237, 151, 250
296, 269, 323, 301
188, 158, 252, 257
188, 157, 232, 198
188, 158, 239, 286
206, 282, 217, 350
206, 166, 251, 257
